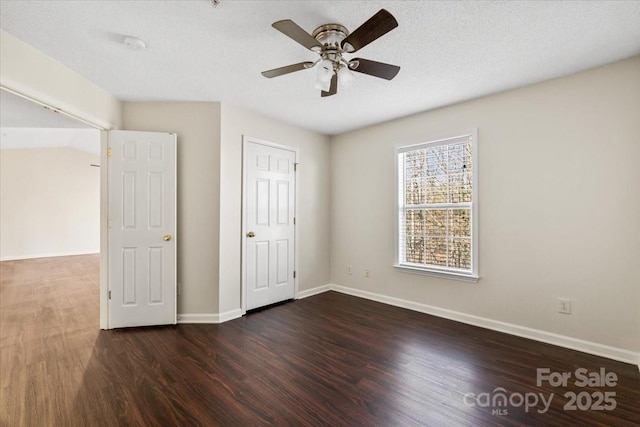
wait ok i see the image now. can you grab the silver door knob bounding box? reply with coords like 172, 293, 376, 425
246, 231, 255, 238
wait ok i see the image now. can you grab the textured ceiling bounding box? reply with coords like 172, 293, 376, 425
1, 1, 639, 135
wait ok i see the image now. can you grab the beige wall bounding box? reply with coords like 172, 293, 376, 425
330, 56, 640, 353
0, 147, 100, 260
219, 103, 331, 314
121, 101, 331, 317
0, 30, 121, 129
122, 102, 221, 316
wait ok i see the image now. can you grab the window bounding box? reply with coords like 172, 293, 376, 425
395, 130, 478, 281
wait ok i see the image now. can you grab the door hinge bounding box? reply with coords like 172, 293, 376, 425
108, 290, 112, 300
293, 271, 296, 279
293, 217, 296, 225
107, 147, 112, 157
293, 162, 298, 172
108, 218, 112, 228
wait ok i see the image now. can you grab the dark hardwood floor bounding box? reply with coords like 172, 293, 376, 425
1, 255, 639, 426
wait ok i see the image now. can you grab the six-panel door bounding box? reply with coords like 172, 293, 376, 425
244, 140, 296, 310
108, 130, 177, 328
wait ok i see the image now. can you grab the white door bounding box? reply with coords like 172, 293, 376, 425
108, 130, 177, 328
243, 138, 296, 311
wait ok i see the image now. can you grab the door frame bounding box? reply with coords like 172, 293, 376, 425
99, 131, 109, 329
241, 135, 299, 314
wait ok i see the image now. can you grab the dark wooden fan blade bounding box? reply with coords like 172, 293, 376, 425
321, 74, 338, 97
272, 20, 322, 51
351, 58, 400, 80
341, 9, 398, 53
262, 62, 314, 78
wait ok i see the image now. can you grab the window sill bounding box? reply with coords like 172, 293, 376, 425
393, 264, 479, 283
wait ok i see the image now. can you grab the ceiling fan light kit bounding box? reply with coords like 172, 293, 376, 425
261, 9, 400, 97
337, 66, 354, 87
316, 59, 334, 83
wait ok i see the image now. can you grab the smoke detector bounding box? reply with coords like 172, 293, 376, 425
122, 36, 146, 50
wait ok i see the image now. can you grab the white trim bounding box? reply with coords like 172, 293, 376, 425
296, 284, 332, 299
172, 134, 178, 326
99, 131, 109, 330
394, 129, 479, 280
0, 251, 99, 262
0, 85, 106, 130
219, 309, 243, 323
303, 284, 638, 365
397, 134, 473, 153
177, 309, 243, 324
393, 264, 479, 282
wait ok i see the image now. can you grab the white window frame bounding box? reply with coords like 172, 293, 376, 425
394, 129, 479, 282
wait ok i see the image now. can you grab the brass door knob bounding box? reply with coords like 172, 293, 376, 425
163, 234, 172, 241
246, 231, 256, 238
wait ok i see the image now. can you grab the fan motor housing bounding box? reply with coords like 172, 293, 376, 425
312, 24, 349, 47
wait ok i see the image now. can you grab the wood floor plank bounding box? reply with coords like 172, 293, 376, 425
1, 255, 638, 426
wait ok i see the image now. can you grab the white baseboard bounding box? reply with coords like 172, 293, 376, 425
296, 284, 332, 299
308, 284, 639, 366
218, 309, 243, 323
177, 285, 330, 324
0, 251, 99, 262
177, 309, 242, 324
178, 284, 639, 367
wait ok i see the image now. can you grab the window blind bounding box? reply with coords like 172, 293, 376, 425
398, 136, 473, 273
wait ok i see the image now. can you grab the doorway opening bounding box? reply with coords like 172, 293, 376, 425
0, 88, 102, 326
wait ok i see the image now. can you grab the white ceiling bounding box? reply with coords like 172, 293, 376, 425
1, 1, 639, 135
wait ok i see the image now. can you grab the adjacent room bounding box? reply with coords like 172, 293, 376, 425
0, 90, 101, 262
1, 1, 639, 426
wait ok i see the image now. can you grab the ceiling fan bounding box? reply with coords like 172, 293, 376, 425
261, 9, 400, 97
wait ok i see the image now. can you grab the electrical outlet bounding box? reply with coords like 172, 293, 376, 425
365, 269, 370, 278
347, 265, 352, 275
558, 298, 571, 314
